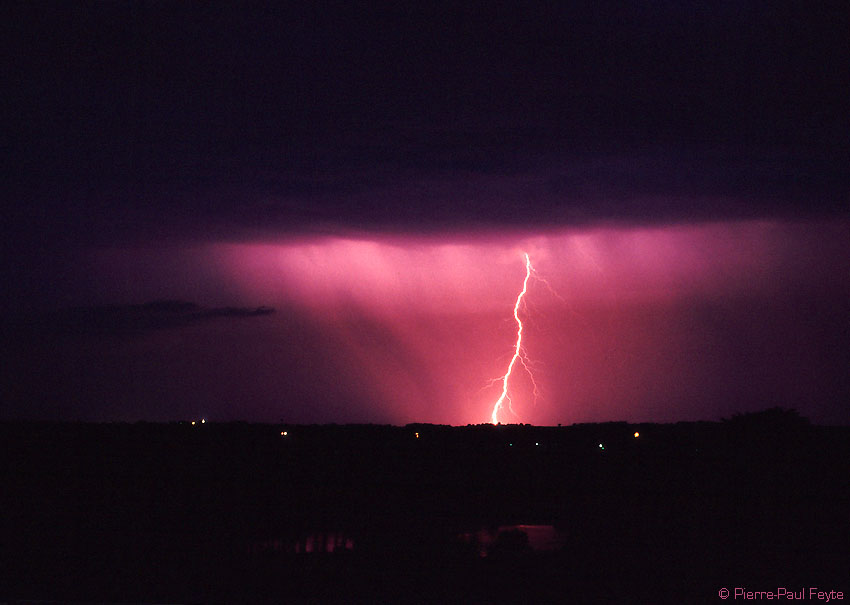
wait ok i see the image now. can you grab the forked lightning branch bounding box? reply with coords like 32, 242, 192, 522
489, 252, 546, 425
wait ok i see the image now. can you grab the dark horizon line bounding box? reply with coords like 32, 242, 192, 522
2, 407, 844, 428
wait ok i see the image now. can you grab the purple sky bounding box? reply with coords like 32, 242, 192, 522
1, 2, 848, 424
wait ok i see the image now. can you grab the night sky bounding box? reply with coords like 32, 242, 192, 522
2, 2, 848, 424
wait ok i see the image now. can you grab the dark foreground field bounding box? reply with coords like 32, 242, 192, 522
1, 410, 847, 603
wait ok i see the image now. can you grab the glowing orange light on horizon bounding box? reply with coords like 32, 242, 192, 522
634, 431, 640, 438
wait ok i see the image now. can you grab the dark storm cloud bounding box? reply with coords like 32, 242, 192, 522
2, 1, 847, 248
238, 143, 847, 232
5, 141, 847, 254
7, 301, 274, 338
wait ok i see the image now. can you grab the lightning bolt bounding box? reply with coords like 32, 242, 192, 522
490, 252, 538, 425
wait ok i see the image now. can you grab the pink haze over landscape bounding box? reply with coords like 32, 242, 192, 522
53, 218, 847, 426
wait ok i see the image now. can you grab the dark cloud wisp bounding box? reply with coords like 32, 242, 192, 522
9, 301, 275, 338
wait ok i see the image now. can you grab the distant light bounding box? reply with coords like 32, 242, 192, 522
191, 421, 196, 426
202, 419, 206, 424
415, 432, 419, 439
598, 443, 604, 449
509, 443, 513, 446
634, 432, 639, 438
281, 431, 288, 436
535, 442, 539, 446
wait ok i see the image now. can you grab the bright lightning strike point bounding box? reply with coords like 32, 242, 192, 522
490, 252, 537, 425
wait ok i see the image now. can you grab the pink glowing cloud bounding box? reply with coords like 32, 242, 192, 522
177, 219, 843, 425
210, 221, 791, 312
27, 218, 846, 425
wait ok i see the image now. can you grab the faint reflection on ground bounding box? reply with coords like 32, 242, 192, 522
459, 524, 565, 557
250, 531, 354, 555
249, 524, 564, 558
